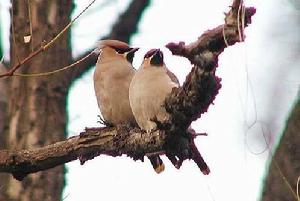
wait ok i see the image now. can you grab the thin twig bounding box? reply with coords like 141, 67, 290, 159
0, 0, 96, 79
14, 50, 95, 77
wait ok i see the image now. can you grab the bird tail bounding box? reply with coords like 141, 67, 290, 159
148, 155, 165, 174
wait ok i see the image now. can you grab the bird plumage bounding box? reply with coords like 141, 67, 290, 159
129, 49, 179, 133
94, 41, 165, 174
129, 49, 179, 174
93, 40, 137, 126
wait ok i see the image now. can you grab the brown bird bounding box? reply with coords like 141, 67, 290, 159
93, 39, 138, 126
129, 48, 179, 132
129, 49, 180, 173
94, 41, 165, 173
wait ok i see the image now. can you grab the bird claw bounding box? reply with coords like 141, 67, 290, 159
97, 115, 113, 127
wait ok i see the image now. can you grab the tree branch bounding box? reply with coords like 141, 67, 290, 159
66, 0, 150, 83
0, 0, 256, 180
0, 126, 165, 181
163, 0, 255, 172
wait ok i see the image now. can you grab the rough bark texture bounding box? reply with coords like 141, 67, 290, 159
0, 63, 8, 201
2, 1, 73, 201
0, 126, 165, 179
261, 95, 300, 201
164, 2, 255, 171
0, 0, 256, 179
0, 64, 7, 149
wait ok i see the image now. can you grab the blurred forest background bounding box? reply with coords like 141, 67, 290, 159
0, 0, 299, 201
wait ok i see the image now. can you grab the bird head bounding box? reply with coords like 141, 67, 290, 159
97, 39, 129, 50
96, 40, 138, 64
142, 49, 164, 67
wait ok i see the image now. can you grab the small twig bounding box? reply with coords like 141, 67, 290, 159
0, 0, 96, 79
13, 50, 95, 77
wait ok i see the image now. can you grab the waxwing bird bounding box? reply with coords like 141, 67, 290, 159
129, 48, 179, 133
94, 41, 164, 174
93, 39, 138, 126
129, 49, 180, 174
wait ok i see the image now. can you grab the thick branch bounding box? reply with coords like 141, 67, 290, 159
66, 0, 150, 83
163, 1, 256, 171
164, 3, 256, 128
0, 1, 256, 180
0, 126, 165, 181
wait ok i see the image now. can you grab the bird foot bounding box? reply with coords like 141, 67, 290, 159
97, 115, 113, 127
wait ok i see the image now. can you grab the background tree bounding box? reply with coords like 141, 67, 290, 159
261, 94, 300, 201
0, 0, 149, 200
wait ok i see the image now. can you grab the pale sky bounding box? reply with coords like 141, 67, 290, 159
66, 0, 300, 201
1, 0, 299, 201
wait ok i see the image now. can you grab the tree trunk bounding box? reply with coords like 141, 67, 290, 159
261, 94, 300, 201
2, 1, 73, 201
0, 63, 8, 201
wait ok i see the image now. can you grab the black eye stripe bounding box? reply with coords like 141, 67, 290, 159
115, 47, 132, 54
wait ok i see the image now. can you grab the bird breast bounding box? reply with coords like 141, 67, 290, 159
129, 67, 178, 132
94, 59, 136, 125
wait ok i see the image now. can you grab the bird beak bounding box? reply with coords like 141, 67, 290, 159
150, 49, 164, 66
129, 47, 139, 54
126, 47, 139, 63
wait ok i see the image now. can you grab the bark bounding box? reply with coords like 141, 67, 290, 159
261, 95, 300, 201
0, 0, 256, 178
0, 126, 165, 179
0, 63, 8, 201
2, 1, 73, 201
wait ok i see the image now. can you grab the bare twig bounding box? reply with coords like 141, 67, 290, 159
0, 0, 97, 79
13, 50, 96, 77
